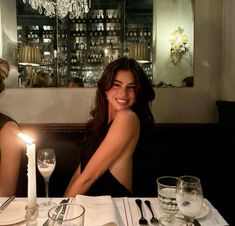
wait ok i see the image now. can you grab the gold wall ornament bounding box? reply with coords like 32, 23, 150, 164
169, 26, 189, 65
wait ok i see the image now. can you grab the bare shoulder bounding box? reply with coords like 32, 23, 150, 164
1, 121, 19, 132
112, 109, 140, 133
115, 109, 139, 124
0, 121, 20, 138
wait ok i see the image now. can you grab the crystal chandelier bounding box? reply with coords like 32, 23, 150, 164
22, 0, 91, 19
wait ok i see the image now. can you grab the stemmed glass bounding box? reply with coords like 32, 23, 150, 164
37, 148, 56, 210
157, 176, 184, 226
176, 176, 203, 226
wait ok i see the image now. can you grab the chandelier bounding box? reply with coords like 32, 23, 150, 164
22, 0, 91, 19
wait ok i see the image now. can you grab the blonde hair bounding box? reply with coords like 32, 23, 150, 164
0, 58, 10, 93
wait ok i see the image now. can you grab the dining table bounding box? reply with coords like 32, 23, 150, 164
0, 196, 229, 226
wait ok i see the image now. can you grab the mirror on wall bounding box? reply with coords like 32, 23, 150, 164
153, 0, 194, 87
14, 0, 153, 88
1, 0, 194, 88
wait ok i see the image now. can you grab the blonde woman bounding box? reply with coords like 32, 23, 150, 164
0, 58, 23, 196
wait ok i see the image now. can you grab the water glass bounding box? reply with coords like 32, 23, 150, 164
157, 176, 184, 226
48, 203, 85, 226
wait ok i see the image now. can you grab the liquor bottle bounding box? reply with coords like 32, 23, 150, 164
144, 28, 147, 37
148, 27, 152, 37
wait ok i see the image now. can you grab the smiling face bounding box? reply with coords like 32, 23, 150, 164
105, 70, 137, 121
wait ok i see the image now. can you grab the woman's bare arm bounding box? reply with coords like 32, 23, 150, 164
0, 122, 23, 196
64, 109, 140, 197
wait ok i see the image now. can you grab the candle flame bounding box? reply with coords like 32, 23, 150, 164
18, 133, 34, 144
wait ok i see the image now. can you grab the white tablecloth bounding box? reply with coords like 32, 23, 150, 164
0, 197, 229, 226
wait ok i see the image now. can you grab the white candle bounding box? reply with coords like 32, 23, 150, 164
18, 133, 37, 208
26, 143, 37, 208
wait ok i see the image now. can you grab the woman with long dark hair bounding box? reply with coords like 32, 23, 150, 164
64, 57, 155, 197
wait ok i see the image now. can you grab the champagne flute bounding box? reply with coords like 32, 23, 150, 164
157, 176, 184, 226
37, 148, 56, 210
176, 176, 203, 226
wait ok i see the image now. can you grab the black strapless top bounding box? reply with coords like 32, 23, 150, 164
80, 123, 133, 197
0, 113, 16, 130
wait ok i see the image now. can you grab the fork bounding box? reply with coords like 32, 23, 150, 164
144, 200, 159, 225
135, 199, 148, 225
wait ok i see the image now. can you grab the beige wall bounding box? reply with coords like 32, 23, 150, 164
0, 0, 17, 64
0, 0, 228, 124
154, 0, 194, 87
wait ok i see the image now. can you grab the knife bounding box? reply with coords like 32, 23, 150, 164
0, 196, 16, 213
193, 218, 202, 226
42, 199, 69, 226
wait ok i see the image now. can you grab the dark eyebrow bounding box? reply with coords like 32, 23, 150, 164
113, 79, 122, 84
113, 79, 136, 86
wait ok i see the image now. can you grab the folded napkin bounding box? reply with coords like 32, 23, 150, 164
156, 198, 228, 226
128, 198, 228, 226
75, 195, 125, 226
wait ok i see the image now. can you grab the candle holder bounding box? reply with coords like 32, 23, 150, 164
25, 203, 39, 226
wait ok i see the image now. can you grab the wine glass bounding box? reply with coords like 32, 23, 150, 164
37, 148, 56, 210
157, 176, 184, 226
176, 176, 203, 226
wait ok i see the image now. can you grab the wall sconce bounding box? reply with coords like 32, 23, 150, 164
169, 26, 189, 64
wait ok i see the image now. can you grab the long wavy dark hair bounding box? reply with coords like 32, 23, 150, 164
86, 57, 155, 133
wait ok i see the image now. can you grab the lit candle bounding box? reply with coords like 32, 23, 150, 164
18, 133, 37, 208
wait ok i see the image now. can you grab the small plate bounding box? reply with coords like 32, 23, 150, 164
196, 202, 210, 219
0, 200, 27, 225
176, 202, 210, 220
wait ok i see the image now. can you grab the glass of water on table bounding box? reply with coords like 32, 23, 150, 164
157, 176, 185, 226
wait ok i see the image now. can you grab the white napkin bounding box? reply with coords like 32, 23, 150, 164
128, 198, 229, 226
75, 195, 125, 226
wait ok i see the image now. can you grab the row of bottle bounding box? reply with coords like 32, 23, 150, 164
71, 9, 121, 24
70, 48, 121, 65
70, 22, 121, 37
18, 24, 121, 42
18, 29, 54, 43
19, 26, 150, 43
126, 28, 152, 38
70, 50, 109, 64
58, 36, 121, 52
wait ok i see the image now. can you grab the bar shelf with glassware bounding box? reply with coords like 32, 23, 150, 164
17, 0, 153, 87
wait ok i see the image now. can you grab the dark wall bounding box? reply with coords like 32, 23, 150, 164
16, 125, 85, 198
16, 123, 232, 225
133, 123, 233, 225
